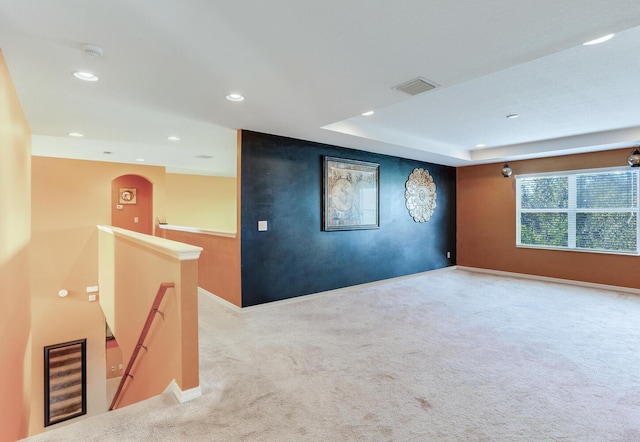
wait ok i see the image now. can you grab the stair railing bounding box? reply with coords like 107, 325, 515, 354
109, 282, 175, 411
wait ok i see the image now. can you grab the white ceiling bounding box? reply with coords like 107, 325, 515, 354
2, 1, 640, 177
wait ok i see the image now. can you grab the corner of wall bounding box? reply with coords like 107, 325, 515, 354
0, 48, 32, 442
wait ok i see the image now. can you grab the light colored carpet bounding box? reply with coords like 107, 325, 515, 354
27, 268, 640, 441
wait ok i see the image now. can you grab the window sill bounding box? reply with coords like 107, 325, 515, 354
516, 244, 639, 257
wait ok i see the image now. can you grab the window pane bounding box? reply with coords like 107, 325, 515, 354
520, 177, 568, 209
577, 171, 638, 209
576, 212, 637, 252
517, 169, 639, 254
520, 213, 568, 247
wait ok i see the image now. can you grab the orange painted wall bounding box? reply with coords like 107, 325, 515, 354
164, 173, 237, 232
457, 147, 640, 289
111, 175, 153, 234
29, 156, 166, 435
159, 229, 241, 307
0, 49, 32, 442
159, 132, 242, 306
106, 340, 123, 379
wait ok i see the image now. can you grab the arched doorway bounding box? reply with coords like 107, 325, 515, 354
111, 175, 153, 234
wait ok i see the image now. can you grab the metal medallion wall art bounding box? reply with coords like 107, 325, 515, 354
405, 168, 437, 222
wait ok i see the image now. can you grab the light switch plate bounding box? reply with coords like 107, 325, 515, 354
86, 285, 99, 293
258, 220, 268, 231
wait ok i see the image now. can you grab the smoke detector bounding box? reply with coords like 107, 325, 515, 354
81, 44, 104, 58
392, 77, 439, 96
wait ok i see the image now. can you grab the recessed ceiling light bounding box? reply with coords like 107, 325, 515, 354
226, 93, 245, 102
583, 34, 615, 46
362, 110, 375, 116
506, 114, 519, 119
136, 158, 145, 162
195, 155, 214, 159
103, 151, 113, 155
167, 136, 180, 141
73, 71, 99, 82
68, 132, 84, 137
475, 144, 487, 148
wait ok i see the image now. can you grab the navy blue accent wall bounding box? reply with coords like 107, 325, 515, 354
240, 131, 456, 307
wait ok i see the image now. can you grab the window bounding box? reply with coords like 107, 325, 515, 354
516, 167, 639, 254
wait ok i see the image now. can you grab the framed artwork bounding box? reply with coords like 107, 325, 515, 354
119, 187, 137, 204
323, 156, 380, 231
44, 339, 87, 426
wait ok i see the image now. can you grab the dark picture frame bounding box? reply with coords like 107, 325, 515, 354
44, 339, 87, 426
323, 156, 380, 231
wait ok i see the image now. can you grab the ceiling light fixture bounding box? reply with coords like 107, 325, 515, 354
506, 114, 519, 119
136, 158, 145, 162
501, 163, 513, 178
627, 147, 640, 167
583, 34, 615, 46
73, 71, 99, 82
68, 132, 84, 137
226, 93, 245, 102
167, 136, 180, 141
475, 143, 486, 148
362, 110, 374, 116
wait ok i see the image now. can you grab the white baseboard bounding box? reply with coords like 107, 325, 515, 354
228, 266, 459, 311
457, 266, 640, 296
165, 379, 202, 404
198, 287, 242, 311
200, 266, 639, 312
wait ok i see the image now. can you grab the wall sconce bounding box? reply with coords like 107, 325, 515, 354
501, 163, 513, 178
627, 147, 640, 167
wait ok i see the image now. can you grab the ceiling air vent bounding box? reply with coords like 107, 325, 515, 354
392, 77, 439, 96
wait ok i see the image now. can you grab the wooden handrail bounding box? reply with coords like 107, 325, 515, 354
109, 282, 175, 411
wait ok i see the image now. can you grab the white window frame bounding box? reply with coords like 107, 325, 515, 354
516, 166, 640, 256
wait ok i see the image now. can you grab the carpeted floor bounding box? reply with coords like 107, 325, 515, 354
27, 268, 640, 441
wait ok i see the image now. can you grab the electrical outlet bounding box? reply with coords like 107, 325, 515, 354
88, 294, 97, 302
446, 251, 451, 258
